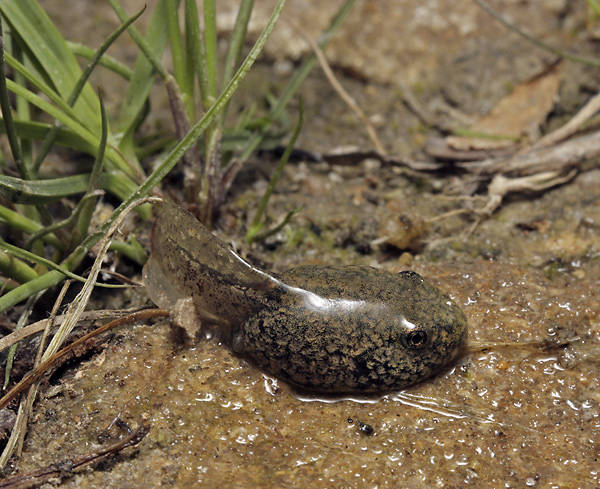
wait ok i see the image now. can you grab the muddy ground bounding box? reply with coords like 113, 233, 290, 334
4, 0, 600, 487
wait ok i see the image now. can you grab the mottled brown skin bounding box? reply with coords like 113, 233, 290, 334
144, 201, 468, 395
235, 266, 467, 393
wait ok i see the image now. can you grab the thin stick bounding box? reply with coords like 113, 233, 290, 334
0, 308, 170, 412
0, 422, 150, 488
475, 0, 600, 67
532, 91, 600, 149
288, 19, 386, 155
0, 308, 151, 354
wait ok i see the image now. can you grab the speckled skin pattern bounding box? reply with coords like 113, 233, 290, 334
236, 266, 468, 393
144, 201, 468, 394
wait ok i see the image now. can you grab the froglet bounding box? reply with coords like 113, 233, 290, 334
143, 201, 468, 394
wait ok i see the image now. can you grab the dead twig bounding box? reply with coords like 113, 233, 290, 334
459, 130, 600, 177
287, 19, 386, 155
0, 308, 170, 413
0, 308, 153, 355
465, 170, 577, 236
0, 422, 150, 488
532, 92, 600, 149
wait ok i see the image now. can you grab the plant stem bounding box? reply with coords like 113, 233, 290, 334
240, 0, 358, 162
476, 0, 600, 67
0, 17, 28, 180
33, 6, 146, 174
247, 98, 303, 243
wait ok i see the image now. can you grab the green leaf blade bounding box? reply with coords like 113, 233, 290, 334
0, 0, 101, 131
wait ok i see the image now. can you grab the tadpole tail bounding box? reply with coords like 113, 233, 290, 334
142, 200, 277, 327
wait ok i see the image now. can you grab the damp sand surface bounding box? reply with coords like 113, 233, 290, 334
23, 257, 600, 488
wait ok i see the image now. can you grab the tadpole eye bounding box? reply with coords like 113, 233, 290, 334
405, 330, 430, 350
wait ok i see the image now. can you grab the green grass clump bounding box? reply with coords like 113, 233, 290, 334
0, 0, 357, 309
0, 0, 290, 312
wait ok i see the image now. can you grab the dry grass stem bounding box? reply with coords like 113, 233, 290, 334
13, 281, 72, 464
0, 308, 170, 413
532, 91, 600, 149
0, 308, 152, 354
0, 198, 161, 467
287, 19, 386, 155
0, 422, 150, 488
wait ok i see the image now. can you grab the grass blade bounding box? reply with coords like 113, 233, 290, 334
216, 0, 254, 136
221, 0, 254, 92
111, 0, 174, 146
0, 248, 38, 284
12, 40, 33, 173
0, 119, 95, 153
66, 41, 133, 80
0, 19, 56, 228
0, 239, 128, 288
72, 93, 109, 246
109, 0, 169, 80
5, 78, 141, 182
203, 0, 218, 104
0, 172, 138, 205
182, 0, 198, 118
0, 18, 28, 179
0, 0, 101, 130
0, 174, 95, 204
112, 0, 192, 166
5, 52, 85, 123
246, 97, 303, 244
166, 0, 193, 119
33, 6, 146, 174
0, 205, 63, 249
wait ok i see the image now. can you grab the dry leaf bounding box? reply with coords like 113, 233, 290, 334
446, 63, 561, 151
